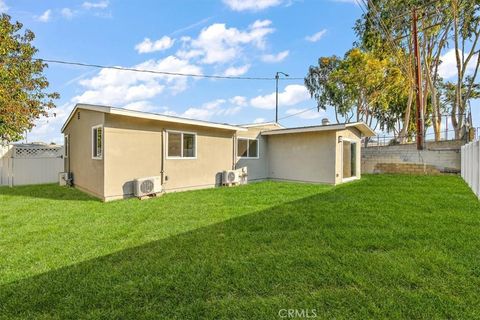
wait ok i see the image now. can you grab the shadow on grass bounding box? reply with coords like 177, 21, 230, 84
1, 175, 479, 319
0, 184, 100, 202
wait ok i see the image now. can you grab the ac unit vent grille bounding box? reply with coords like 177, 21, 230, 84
227, 171, 236, 182
140, 180, 154, 194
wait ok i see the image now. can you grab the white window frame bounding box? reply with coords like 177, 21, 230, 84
237, 138, 259, 159
166, 130, 197, 160
341, 137, 359, 182
64, 134, 69, 158
92, 124, 103, 160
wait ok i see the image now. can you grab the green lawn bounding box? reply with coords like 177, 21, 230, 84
0, 175, 479, 319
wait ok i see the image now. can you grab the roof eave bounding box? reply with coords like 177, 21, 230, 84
61, 103, 247, 133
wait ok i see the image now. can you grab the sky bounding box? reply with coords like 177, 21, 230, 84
2, 0, 477, 144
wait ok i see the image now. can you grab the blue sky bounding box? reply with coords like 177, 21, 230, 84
2, 0, 476, 143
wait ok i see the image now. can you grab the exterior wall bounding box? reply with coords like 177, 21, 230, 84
335, 128, 362, 184
362, 143, 461, 174
103, 115, 162, 200
63, 109, 105, 198
235, 124, 280, 181
103, 114, 235, 200
266, 131, 337, 184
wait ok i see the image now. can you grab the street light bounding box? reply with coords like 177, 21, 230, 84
275, 71, 289, 123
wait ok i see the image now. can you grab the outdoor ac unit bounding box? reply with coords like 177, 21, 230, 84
223, 167, 248, 185
134, 176, 162, 197
58, 172, 72, 186
223, 170, 240, 184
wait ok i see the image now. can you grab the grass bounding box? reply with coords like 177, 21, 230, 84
0, 175, 479, 319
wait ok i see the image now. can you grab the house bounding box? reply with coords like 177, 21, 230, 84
61, 104, 375, 201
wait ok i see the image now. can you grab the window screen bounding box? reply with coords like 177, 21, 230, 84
248, 139, 258, 158
168, 132, 182, 157
237, 138, 259, 158
237, 139, 248, 157
183, 133, 195, 157
92, 126, 102, 159
64, 135, 69, 158
168, 131, 196, 158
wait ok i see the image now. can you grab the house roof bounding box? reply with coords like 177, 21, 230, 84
61, 104, 247, 133
261, 122, 376, 137
240, 122, 285, 129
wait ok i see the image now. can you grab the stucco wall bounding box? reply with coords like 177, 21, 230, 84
103, 114, 235, 200
235, 124, 280, 181
266, 131, 337, 184
63, 109, 105, 198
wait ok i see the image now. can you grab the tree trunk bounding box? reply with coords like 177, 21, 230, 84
399, 89, 414, 143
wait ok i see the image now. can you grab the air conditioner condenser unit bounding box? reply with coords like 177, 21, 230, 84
134, 176, 162, 197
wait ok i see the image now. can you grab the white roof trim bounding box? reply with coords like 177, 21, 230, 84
241, 122, 285, 128
61, 104, 247, 133
261, 122, 376, 137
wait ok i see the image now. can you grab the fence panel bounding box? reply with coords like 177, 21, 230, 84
12, 157, 64, 186
461, 141, 480, 197
0, 145, 13, 186
0, 144, 64, 186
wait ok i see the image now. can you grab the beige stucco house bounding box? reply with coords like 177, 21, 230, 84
61, 104, 375, 201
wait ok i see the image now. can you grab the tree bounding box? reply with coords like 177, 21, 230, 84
305, 49, 409, 145
304, 56, 350, 123
0, 14, 59, 143
354, 0, 480, 141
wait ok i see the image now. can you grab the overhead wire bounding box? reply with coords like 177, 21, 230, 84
35, 58, 305, 81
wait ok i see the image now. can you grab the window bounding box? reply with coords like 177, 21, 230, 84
92, 125, 103, 160
167, 131, 196, 159
237, 138, 259, 159
64, 135, 69, 158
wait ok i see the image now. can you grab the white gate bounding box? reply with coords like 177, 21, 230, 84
0, 143, 64, 186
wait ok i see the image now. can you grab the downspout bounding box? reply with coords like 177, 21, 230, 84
232, 132, 236, 170
161, 129, 166, 185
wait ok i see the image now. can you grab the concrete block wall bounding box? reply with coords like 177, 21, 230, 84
362, 141, 462, 174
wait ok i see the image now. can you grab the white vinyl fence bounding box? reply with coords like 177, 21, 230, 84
461, 141, 480, 197
0, 143, 64, 186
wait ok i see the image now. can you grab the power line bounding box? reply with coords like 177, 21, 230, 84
278, 106, 319, 121
35, 58, 305, 81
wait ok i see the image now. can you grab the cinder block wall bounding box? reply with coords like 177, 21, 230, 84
362, 140, 463, 174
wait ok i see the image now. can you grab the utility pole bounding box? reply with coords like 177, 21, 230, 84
412, 7, 424, 150
275, 73, 279, 123
275, 71, 289, 123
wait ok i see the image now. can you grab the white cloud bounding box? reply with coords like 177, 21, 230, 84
285, 108, 324, 120
438, 49, 479, 79
253, 117, 267, 123
305, 29, 327, 42
135, 36, 175, 54
261, 50, 289, 63
0, 0, 8, 12
171, 98, 242, 121
250, 84, 310, 109
27, 103, 72, 144
183, 20, 274, 64
82, 0, 109, 9
123, 101, 157, 112
223, 64, 251, 76
230, 96, 247, 106
61, 8, 75, 19
223, 0, 283, 11
72, 56, 202, 106
37, 9, 52, 22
